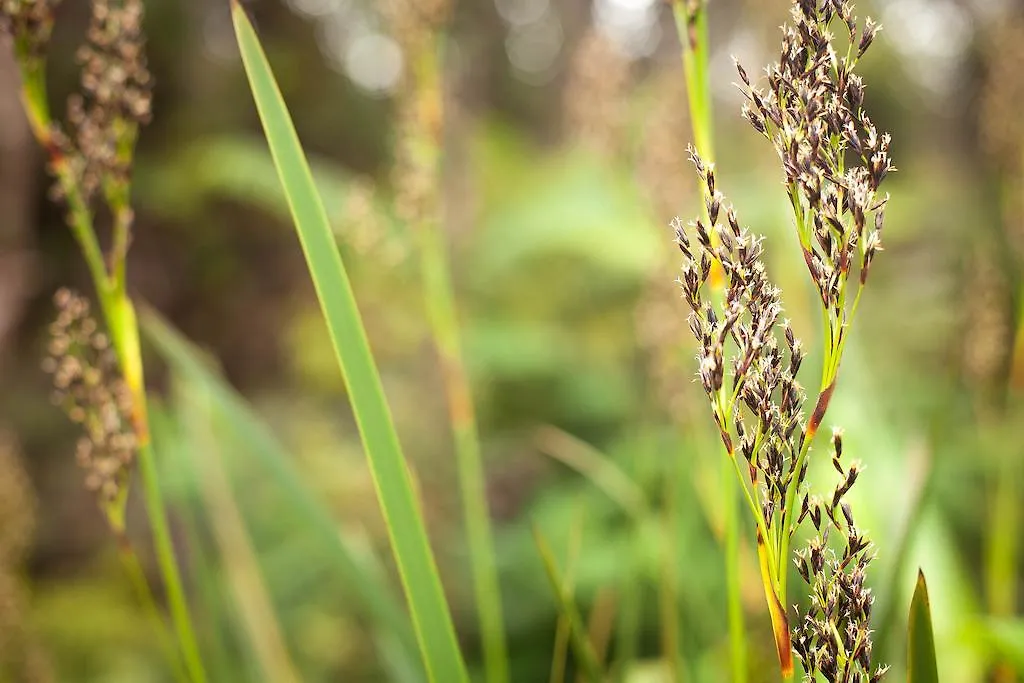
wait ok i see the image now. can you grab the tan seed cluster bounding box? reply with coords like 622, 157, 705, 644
0, 433, 34, 572
65, 0, 152, 200
0, 434, 53, 682
0, 0, 58, 58
563, 29, 630, 159
42, 289, 136, 505
962, 248, 1011, 390
979, 16, 1024, 261
637, 67, 693, 220
381, 0, 451, 53
980, 17, 1024, 174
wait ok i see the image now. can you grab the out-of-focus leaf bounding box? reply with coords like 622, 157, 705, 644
908, 569, 939, 683
472, 147, 662, 281
140, 307, 423, 681
139, 135, 393, 234
975, 619, 1024, 672
175, 380, 302, 683
532, 524, 604, 683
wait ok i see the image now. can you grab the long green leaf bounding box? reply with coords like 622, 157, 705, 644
229, 6, 469, 682
908, 569, 939, 683
141, 308, 424, 680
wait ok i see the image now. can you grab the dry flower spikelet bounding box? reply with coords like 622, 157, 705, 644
42, 288, 137, 506
792, 430, 888, 682
381, 0, 450, 229
381, 0, 451, 50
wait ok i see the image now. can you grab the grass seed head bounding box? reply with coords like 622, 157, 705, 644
59, 0, 151, 201
43, 289, 136, 506
0, 0, 58, 59
674, 1, 889, 677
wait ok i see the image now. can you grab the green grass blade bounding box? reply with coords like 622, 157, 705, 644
176, 380, 302, 683
548, 503, 585, 683
229, 6, 469, 682
418, 211, 509, 683
149, 400, 237, 683
140, 308, 424, 679
533, 524, 604, 683
908, 569, 940, 683
533, 427, 648, 520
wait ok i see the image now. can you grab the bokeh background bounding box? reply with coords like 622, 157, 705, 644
1, 0, 1023, 680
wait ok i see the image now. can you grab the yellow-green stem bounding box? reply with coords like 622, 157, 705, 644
136, 434, 208, 683
115, 532, 190, 683
660, 449, 685, 682
673, 1, 752, 674
14, 58, 208, 683
723, 455, 746, 682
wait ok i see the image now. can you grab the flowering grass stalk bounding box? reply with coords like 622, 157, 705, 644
672, 1, 893, 678
387, 2, 510, 679
1, 2, 206, 681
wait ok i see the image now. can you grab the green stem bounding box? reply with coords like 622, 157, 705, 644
115, 533, 190, 683
136, 435, 209, 683
421, 223, 508, 683
55, 160, 111, 295
723, 455, 747, 682
673, 3, 750, 675
412, 36, 508, 683
660, 455, 684, 683
674, 1, 714, 162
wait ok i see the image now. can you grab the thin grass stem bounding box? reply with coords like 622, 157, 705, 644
115, 532, 190, 683
407, 33, 509, 683
137, 435, 209, 683
671, 2, 750, 676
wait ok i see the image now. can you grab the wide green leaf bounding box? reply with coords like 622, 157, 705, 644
229, 5, 469, 682
908, 569, 939, 683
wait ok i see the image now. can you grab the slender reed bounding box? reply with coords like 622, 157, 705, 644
1, 2, 207, 681
670, 2, 747, 677
387, 2, 509, 681
671, 1, 893, 678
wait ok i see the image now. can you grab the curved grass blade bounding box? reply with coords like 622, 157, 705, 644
140, 308, 424, 680
176, 380, 302, 683
229, 6, 468, 682
533, 524, 604, 683
908, 569, 939, 683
